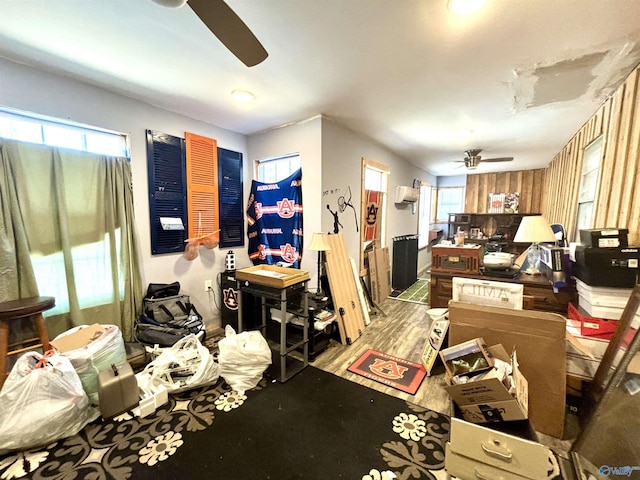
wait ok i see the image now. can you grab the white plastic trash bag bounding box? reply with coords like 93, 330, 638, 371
136, 334, 218, 394
0, 352, 98, 454
218, 325, 272, 395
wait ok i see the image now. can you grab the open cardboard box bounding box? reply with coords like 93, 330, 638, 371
50, 323, 107, 353
443, 344, 529, 424
448, 301, 566, 439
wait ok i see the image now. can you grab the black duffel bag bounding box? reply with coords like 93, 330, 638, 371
145, 281, 180, 299
134, 314, 205, 347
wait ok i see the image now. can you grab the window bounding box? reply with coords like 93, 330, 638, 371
0, 108, 128, 157
418, 183, 433, 249
364, 166, 385, 192
256, 153, 300, 182
0, 109, 138, 334
434, 187, 465, 222
30, 231, 123, 317
574, 136, 603, 241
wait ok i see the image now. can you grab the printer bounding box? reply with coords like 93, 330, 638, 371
572, 228, 639, 288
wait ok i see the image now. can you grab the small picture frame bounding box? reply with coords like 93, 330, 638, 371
470, 228, 481, 239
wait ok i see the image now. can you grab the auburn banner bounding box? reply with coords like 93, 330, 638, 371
246, 169, 303, 268
363, 190, 383, 242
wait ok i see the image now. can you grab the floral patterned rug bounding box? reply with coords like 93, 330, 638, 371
0, 367, 450, 480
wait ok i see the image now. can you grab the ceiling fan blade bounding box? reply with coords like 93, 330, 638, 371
481, 157, 514, 163
188, 0, 268, 67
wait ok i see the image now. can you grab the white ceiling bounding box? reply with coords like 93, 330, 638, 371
0, 0, 639, 176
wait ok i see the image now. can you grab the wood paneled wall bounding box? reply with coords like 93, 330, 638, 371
545, 67, 640, 245
465, 169, 546, 213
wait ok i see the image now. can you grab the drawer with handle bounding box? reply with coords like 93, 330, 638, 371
445, 418, 559, 479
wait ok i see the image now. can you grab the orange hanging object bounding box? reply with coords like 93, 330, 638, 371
35, 349, 55, 369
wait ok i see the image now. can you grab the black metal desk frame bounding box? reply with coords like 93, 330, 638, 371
237, 278, 309, 382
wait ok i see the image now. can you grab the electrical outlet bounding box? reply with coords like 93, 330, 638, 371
204, 280, 213, 291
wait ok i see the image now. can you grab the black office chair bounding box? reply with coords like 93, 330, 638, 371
550, 223, 567, 247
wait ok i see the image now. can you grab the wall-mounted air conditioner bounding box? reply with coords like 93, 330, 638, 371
394, 185, 419, 203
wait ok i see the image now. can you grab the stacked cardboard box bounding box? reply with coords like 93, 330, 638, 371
368, 246, 391, 304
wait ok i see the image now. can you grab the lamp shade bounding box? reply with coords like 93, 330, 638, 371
309, 233, 331, 252
513, 216, 557, 243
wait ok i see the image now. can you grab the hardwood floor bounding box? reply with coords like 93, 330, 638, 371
311, 296, 576, 456
312, 297, 452, 416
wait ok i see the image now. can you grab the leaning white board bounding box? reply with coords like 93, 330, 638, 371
350, 257, 371, 326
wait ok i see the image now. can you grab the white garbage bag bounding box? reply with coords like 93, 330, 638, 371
218, 325, 272, 395
136, 334, 218, 394
0, 352, 98, 454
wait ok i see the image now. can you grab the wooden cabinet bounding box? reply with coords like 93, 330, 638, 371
429, 271, 576, 315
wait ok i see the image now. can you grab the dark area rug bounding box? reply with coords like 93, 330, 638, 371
0, 367, 449, 480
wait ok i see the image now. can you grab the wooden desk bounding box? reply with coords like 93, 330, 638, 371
429, 270, 576, 315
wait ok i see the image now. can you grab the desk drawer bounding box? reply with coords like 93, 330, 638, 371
446, 443, 532, 480
447, 419, 554, 479
522, 284, 574, 314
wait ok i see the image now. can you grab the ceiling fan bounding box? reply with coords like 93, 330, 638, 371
151, 0, 268, 67
455, 149, 514, 170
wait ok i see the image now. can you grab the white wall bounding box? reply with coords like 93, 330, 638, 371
0, 57, 247, 327
0, 57, 443, 330
320, 118, 436, 275
246, 116, 323, 287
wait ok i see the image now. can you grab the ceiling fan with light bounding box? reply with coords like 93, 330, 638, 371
151, 0, 268, 67
455, 149, 514, 170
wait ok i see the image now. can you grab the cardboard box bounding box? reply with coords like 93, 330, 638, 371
444, 344, 528, 424
448, 301, 566, 439
439, 337, 493, 379
236, 265, 309, 288
50, 323, 107, 353
368, 247, 391, 304
579, 228, 629, 248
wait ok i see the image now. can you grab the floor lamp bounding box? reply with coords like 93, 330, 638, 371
513, 215, 557, 275
309, 233, 331, 296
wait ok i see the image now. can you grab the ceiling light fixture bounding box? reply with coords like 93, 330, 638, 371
231, 90, 255, 103
150, 0, 187, 8
447, 0, 486, 15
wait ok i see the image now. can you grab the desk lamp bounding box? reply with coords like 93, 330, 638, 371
309, 233, 331, 296
513, 215, 557, 275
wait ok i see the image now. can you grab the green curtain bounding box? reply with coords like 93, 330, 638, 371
0, 139, 143, 341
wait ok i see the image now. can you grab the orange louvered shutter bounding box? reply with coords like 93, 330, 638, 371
185, 132, 219, 241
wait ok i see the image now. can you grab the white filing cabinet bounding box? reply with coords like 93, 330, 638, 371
445, 418, 560, 480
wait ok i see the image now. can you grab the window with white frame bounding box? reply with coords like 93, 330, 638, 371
364, 166, 386, 192
0, 109, 131, 317
255, 153, 301, 182
434, 186, 465, 222
0, 109, 129, 157
574, 136, 603, 242
418, 183, 433, 249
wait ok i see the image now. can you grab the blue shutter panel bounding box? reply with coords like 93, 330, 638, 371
218, 147, 244, 248
146, 129, 188, 254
